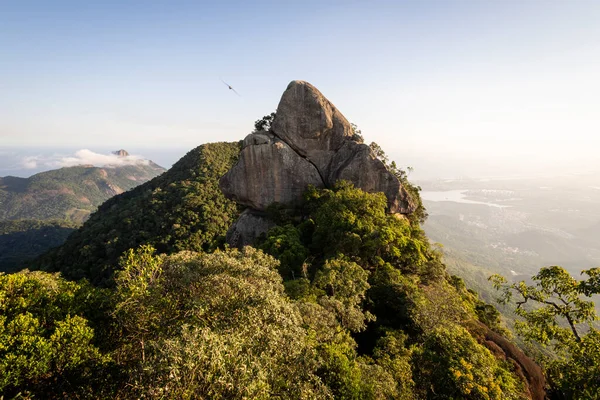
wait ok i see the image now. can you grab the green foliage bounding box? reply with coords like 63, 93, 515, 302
491, 266, 600, 398
254, 111, 276, 132
367, 263, 421, 331
261, 181, 437, 282
258, 182, 530, 398
449, 275, 510, 336
35, 142, 241, 285
0, 270, 109, 397
303, 181, 431, 275
0, 162, 164, 223
316, 331, 397, 400
371, 330, 415, 399
413, 326, 524, 399
412, 281, 472, 332
0, 220, 77, 272
491, 266, 598, 345
259, 223, 308, 279
314, 258, 374, 332
111, 246, 330, 399
545, 329, 600, 399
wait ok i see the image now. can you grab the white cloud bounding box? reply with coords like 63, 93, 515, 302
21, 156, 39, 169
20, 149, 149, 169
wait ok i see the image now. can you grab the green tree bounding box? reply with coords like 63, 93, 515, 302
0, 270, 109, 397
491, 266, 600, 398
112, 245, 330, 399
413, 326, 524, 399
313, 257, 374, 332
259, 223, 309, 279
254, 112, 276, 132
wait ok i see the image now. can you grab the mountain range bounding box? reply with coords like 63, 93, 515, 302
0, 151, 165, 223
0, 151, 165, 271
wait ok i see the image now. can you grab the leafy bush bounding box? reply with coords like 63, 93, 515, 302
0, 270, 110, 397
111, 246, 330, 399
413, 326, 524, 399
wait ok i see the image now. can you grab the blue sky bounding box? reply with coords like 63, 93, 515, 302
2, 0, 600, 178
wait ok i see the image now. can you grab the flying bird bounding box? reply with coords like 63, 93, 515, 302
221, 78, 240, 96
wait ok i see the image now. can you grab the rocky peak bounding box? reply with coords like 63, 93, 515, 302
220, 80, 416, 246
112, 149, 129, 157
271, 80, 353, 176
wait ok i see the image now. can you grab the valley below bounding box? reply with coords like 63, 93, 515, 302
418, 173, 600, 303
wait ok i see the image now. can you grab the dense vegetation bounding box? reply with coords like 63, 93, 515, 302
0, 220, 77, 272
258, 182, 527, 399
492, 267, 600, 399
0, 161, 164, 271
34, 142, 242, 285
0, 162, 164, 223
2, 133, 596, 398
3, 178, 538, 399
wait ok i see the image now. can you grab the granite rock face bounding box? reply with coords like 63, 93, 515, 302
271, 80, 353, 177
220, 80, 416, 246
328, 141, 415, 214
219, 131, 324, 210
225, 209, 276, 249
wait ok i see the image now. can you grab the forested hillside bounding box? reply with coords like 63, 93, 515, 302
0, 161, 165, 223
3, 181, 544, 399
0, 158, 165, 272
34, 142, 241, 285
0, 220, 77, 272
4, 81, 598, 397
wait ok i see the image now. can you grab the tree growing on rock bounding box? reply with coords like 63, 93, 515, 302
254, 112, 276, 132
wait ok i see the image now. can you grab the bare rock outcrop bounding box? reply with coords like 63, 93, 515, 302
271, 80, 353, 176
328, 140, 415, 214
112, 149, 130, 157
219, 131, 324, 210
225, 209, 277, 248
220, 80, 417, 246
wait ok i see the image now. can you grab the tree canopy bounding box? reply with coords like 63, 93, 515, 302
491, 266, 600, 398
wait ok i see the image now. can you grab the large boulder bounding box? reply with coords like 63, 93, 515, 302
220, 80, 418, 246
271, 80, 353, 177
270, 80, 415, 214
220, 131, 324, 210
328, 141, 415, 213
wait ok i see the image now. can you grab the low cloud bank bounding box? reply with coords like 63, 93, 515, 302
21, 149, 150, 169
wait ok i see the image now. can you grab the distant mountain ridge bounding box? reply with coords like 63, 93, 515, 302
0, 152, 165, 223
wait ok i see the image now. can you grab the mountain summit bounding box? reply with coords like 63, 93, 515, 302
112, 149, 130, 157
220, 80, 416, 246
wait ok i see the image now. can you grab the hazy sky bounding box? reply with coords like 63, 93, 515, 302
2, 0, 600, 178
